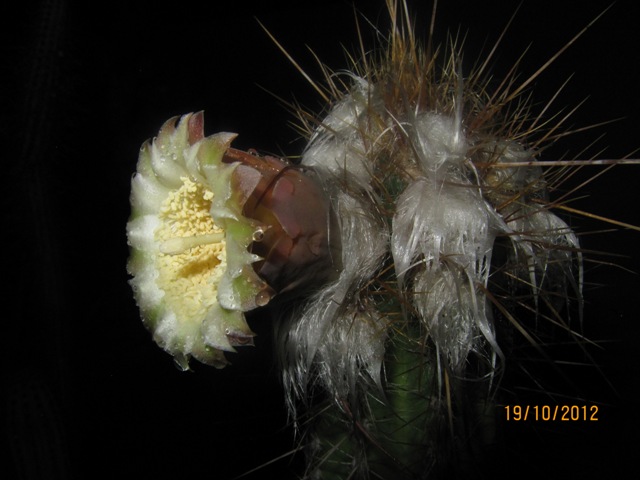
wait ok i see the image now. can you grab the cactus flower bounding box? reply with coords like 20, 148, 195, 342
127, 113, 336, 369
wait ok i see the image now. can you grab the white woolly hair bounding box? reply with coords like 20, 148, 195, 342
301, 77, 378, 190
274, 3, 585, 443
277, 73, 583, 422
393, 175, 501, 373
276, 165, 389, 418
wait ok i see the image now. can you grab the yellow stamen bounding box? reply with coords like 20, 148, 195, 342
154, 176, 227, 323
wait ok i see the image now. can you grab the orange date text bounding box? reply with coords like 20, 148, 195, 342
504, 405, 599, 421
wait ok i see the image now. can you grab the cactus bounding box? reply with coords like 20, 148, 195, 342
126, 1, 637, 478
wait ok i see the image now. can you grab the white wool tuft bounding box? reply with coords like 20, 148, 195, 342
276, 167, 389, 416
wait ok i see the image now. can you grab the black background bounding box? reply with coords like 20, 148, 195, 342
3, 1, 640, 479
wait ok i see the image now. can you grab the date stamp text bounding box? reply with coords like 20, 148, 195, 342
504, 405, 598, 421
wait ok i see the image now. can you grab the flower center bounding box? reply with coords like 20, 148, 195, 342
154, 177, 226, 323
